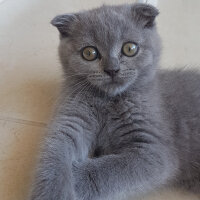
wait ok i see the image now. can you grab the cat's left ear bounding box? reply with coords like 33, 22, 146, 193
51, 14, 78, 37
131, 3, 159, 28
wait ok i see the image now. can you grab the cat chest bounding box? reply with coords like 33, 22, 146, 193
93, 102, 146, 156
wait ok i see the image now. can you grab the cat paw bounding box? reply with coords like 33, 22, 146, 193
72, 160, 99, 200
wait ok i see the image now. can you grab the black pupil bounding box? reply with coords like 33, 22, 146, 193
87, 50, 91, 56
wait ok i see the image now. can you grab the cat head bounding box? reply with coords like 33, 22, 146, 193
51, 3, 161, 96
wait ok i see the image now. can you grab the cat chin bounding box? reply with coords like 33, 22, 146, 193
87, 75, 137, 96
88, 78, 135, 96
99, 81, 132, 97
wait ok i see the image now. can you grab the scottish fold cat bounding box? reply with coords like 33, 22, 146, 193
29, 3, 200, 200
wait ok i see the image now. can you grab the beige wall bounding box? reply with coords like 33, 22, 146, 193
158, 0, 200, 68
0, 0, 200, 199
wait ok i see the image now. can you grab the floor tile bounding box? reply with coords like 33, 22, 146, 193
0, 120, 45, 200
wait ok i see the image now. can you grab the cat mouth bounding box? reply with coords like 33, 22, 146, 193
108, 77, 123, 84
87, 69, 137, 93
87, 70, 136, 82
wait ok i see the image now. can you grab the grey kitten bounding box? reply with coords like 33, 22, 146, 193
29, 3, 200, 200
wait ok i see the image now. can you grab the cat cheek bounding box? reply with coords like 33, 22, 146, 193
135, 51, 153, 68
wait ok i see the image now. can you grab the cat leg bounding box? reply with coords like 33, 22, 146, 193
29, 102, 97, 200
72, 144, 177, 200
29, 133, 76, 200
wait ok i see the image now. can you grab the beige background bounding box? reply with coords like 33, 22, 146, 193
0, 0, 200, 199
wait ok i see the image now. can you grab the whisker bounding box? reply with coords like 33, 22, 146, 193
73, 81, 90, 102
66, 80, 88, 100
64, 73, 89, 79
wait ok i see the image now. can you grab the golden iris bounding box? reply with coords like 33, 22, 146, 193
122, 42, 138, 57
82, 46, 98, 61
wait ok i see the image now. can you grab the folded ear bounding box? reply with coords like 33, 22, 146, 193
131, 3, 159, 28
51, 14, 77, 37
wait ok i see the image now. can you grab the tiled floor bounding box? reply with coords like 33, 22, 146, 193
0, 0, 200, 200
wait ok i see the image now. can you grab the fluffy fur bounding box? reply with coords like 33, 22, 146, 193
29, 3, 200, 200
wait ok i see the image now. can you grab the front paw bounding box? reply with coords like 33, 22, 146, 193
30, 180, 75, 200
72, 160, 99, 200
30, 183, 75, 200
29, 166, 76, 200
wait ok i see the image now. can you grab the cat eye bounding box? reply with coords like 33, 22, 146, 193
122, 42, 139, 57
82, 46, 98, 61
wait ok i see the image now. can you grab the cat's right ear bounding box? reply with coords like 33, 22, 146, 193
51, 14, 77, 37
131, 3, 159, 28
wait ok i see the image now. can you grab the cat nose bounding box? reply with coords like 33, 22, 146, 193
104, 69, 120, 77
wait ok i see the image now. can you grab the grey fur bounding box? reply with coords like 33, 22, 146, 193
29, 3, 200, 200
